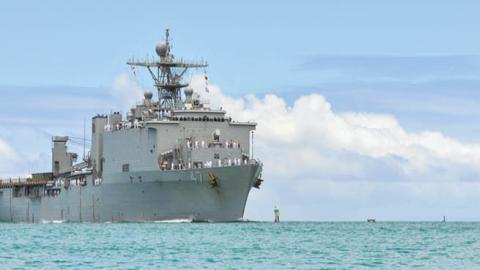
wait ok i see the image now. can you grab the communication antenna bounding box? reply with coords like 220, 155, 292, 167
83, 118, 86, 162
127, 29, 208, 111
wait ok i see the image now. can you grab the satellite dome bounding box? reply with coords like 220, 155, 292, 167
184, 87, 194, 95
155, 42, 168, 57
144, 91, 153, 100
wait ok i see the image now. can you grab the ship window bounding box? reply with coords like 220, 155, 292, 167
54, 161, 60, 174
122, 164, 130, 172
100, 158, 104, 173
213, 129, 220, 142
214, 153, 220, 159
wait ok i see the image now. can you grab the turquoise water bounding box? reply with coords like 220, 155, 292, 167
1, 222, 479, 269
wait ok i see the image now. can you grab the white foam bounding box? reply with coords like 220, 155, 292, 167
40, 219, 65, 224
154, 218, 193, 223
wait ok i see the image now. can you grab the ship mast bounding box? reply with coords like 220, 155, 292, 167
127, 29, 208, 110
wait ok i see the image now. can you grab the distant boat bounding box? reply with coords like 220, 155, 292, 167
367, 219, 376, 223
442, 216, 446, 223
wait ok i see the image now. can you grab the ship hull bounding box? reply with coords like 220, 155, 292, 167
0, 164, 262, 223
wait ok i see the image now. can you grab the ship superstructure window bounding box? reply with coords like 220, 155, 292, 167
213, 129, 220, 142
214, 153, 220, 159
100, 158, 105, 173
122, 164, 130, 172
54, 161, 60, 174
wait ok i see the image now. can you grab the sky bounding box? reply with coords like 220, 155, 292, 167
1, 0, 480, 221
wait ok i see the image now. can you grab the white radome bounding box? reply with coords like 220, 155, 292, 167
155, 42, 168, 57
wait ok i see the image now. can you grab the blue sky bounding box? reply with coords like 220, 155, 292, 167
1, 1, 480, 220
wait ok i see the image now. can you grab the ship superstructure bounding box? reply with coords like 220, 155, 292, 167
0, 30, 263, 222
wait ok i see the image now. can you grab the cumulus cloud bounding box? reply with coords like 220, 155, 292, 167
190, 74, 480, 177
0, 138, 21, 176
110, 72, 147, 110
0, 139, 17, 161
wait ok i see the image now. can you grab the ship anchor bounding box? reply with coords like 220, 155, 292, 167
208, 171, 218, 188
254, 177, 263, 189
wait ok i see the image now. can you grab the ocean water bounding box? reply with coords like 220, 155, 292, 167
0, 222, 479, 269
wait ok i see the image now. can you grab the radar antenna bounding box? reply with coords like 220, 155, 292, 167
127, 29, 208, 110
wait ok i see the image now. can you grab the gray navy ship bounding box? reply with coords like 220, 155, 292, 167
0, 30, 263, 223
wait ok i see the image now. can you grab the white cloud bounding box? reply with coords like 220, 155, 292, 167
0, 138, 22, 176
190, 74, 480, 175
0, 139, 17, 161
110, 72, 148, 110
